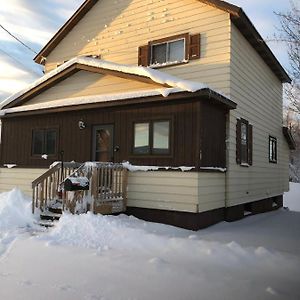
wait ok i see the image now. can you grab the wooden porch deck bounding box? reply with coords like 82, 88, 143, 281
32, 162, 128, 220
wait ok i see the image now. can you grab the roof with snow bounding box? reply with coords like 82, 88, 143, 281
0, 57, 236, 116
33, 0, 290, 83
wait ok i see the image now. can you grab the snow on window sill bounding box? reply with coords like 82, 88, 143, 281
240, 163, 250, 167
149, 60, 188, 68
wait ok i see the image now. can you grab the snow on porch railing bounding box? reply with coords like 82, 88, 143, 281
32, 162, 128, 215
31, 162, 82, 213
63, 162, 128, 215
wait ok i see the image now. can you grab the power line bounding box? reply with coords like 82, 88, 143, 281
0, 24, 38, 55
0, 48, 42, 76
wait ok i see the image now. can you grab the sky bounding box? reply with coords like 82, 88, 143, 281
0, 0, 295, 102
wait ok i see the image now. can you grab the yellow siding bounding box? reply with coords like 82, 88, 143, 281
128, 171, 225, 212
0, 168, 225, 213
0, 168, 46, 197
44, 0, 231, 94
26, 71, 161, 105
226, 24, 288, 207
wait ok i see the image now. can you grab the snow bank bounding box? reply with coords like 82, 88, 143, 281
0, 188, 37, 231
284, 182, 300, 212
43, 213, 169, 252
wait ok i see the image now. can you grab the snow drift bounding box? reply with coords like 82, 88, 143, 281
0, 188, 37, 231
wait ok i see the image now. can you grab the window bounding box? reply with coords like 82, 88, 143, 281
133, 120, 171, 155
269, 136, 277, 163
32, 128, 58, 156
138, 33, 200, 67
236, 119, 253, 166
151, 38, 185, 65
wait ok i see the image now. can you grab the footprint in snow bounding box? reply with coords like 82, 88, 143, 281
59, 284, 73, 292
148, 257, 169, 270
84, 294, 106, 300
20, 280, 33, 286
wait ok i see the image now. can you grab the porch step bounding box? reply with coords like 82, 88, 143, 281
47, 199, 63, 214
37, 220, 57, 228
40, 211, 62, 221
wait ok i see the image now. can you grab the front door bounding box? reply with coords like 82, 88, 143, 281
92, 125, 114, 162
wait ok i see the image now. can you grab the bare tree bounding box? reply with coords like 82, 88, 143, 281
276, 1, 300, 113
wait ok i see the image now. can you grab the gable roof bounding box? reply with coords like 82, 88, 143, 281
33, 0, 291, 83
0, 56, 230, 110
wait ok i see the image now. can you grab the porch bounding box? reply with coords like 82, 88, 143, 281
32, 162, 128, 221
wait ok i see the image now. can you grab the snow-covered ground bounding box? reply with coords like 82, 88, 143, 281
0, 185, 299, 300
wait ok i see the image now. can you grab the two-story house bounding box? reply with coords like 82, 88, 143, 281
0, 0, 295, 229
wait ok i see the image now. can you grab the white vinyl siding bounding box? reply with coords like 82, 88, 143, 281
226, 24, 289, 207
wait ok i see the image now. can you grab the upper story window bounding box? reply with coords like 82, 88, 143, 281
269, 136, 277, 163
138, 33, 200, 67
32, 128, 58, 156
236, 118, 253, 166
151, 38, 186, 66
133, 120, 171, 155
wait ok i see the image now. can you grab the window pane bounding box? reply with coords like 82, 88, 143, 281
241, 123, 248, 145
153, 121, 170, 154
134, 123, 150, 154
46, 130, 57, 155
168, 39, 185, 62
152, 43, 167, 64
32, 130, 44, 155
269, 137, 277, 162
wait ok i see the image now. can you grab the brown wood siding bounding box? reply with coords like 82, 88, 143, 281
199, 101, 226, 168
0, 98, 227, 169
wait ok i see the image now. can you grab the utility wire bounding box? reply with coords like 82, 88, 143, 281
0, 24, 38, 55
0, 48, 42, 76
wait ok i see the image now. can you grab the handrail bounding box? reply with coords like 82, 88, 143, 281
32, 161, 128, 215
32, 162, 82, 213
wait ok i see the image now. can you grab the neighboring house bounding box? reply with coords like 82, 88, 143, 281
0, 0, 295, 229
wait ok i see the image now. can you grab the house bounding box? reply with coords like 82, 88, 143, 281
0, 0, 295, 230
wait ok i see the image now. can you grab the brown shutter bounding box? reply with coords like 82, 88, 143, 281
189, 34, 201, 60
236, 119, 241, 164
248, 124, 253, 165
138, 45, 149, 66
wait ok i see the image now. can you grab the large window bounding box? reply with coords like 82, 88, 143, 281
269, 136, 277, 163
236, 118, 253, 166
32, 128, 58, 156
133, 120, 170, 155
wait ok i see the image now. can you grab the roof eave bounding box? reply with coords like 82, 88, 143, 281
0, 89, 236, 118
34, 0, 99, 64
230, 10, 291, 83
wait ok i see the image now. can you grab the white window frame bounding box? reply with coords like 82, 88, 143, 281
150, 37, 186, 67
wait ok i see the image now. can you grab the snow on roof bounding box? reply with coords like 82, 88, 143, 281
0, 56, 229, 113
0, 88, 183, 115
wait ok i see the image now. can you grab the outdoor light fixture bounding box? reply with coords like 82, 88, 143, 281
78, 120, 86, 130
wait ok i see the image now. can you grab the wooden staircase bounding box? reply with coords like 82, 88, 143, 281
32, 162, 128, 226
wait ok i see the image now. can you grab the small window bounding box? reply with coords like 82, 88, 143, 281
32, 128, 58, 156
153, 121, 170, 154
269, 136, 277, 163
133, 120, 170, 155
236, 118, 253, 166
151, 38, 185, 65
134, 123, 150, 154
138, 33, 200, 67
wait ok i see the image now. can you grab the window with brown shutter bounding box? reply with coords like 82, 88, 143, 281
236, 118, 253, 166
138, 45, 149, 67
269, 136, 277, 163
189, 34, 201, 60
138, 33, 201, 67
